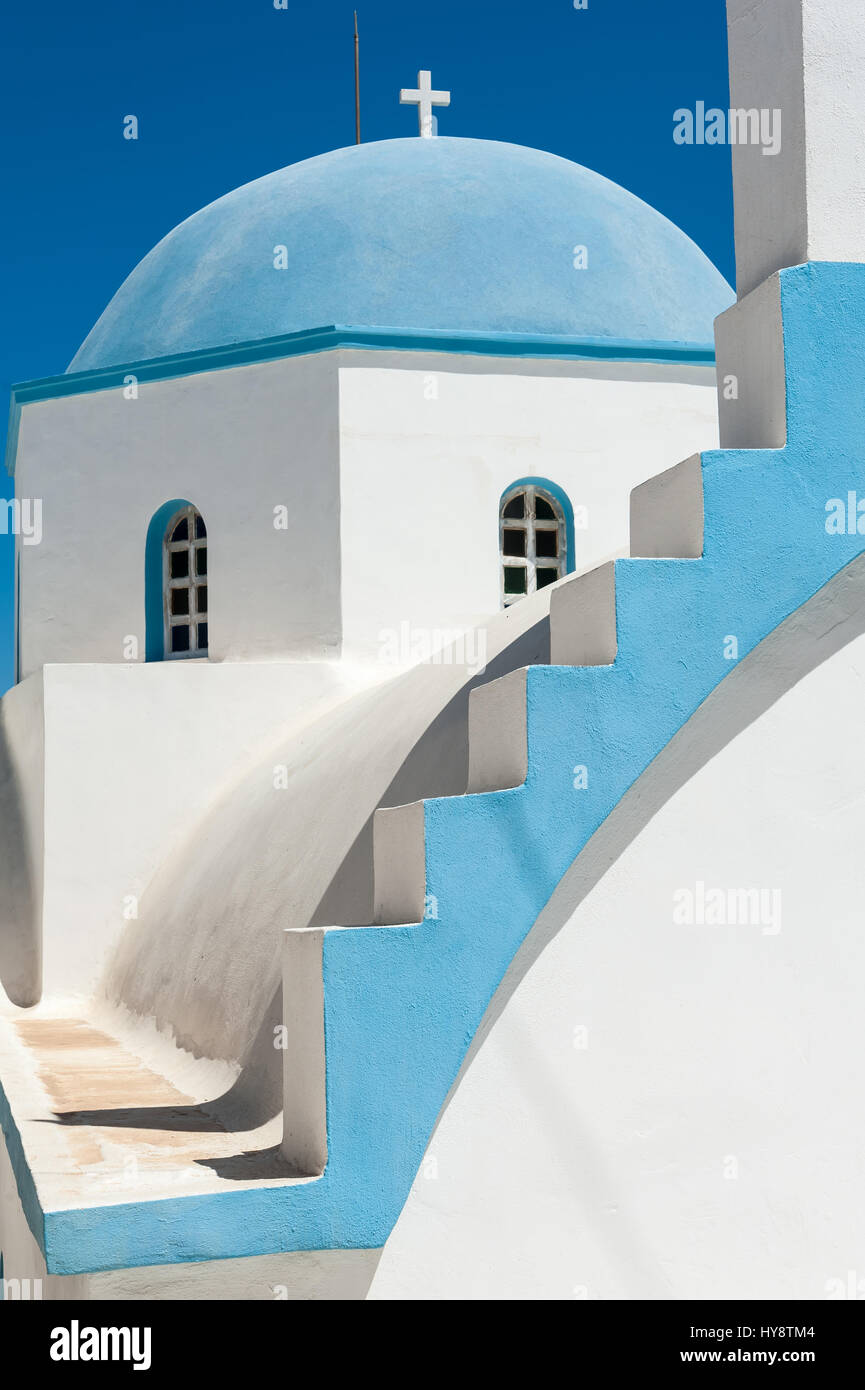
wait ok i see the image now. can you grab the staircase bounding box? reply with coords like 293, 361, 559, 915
40, 261, 865, 1273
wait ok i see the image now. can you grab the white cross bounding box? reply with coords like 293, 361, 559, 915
400, 70, 450, 138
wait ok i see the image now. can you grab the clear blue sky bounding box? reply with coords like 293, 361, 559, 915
0, 0, 734, 692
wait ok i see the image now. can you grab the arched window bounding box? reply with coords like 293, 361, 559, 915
500, 483, 567, 605
163, 504, 208, 658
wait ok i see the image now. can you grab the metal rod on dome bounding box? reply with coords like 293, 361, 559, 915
354, 12, 361, 144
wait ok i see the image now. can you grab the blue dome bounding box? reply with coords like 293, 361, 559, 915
68, 138, 733, 372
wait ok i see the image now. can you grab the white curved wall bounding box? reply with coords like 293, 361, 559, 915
369, 621, 865, 1300
35, 660, 376, 1000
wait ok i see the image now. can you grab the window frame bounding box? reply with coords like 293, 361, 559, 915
500, 484, 567, 607
163, 504, 208, 659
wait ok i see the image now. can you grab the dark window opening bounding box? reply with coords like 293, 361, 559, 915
502, 528, 527, 557
504, 566, 528, 595
170, 549, 189, 580
535, 529, 558, 558
164, 505, 209, 659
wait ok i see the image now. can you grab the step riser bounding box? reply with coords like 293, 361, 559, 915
373, 801, 426, 925
467, 669, 527, 792
549, 561, 618, 666
630, 454, 704, 559
281, 927, 327, 1176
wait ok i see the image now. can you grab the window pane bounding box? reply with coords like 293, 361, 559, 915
535, 529, 558, 558
537, 567, 559, 589
170, 549, 189, 579
502, 528, 527, 557
171, 588, 190, 616
171, 517, 189, 542
503, 494, 525, 520
171, 624, 190, 653
534, 496, 556, 521
196, 585, 208, 614
196, 547, 208, 577
504, 566, 527, 595
194, 514, 207, 539
198, 622, 208, 651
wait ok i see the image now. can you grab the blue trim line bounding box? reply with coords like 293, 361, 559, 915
5, 324, 717, 476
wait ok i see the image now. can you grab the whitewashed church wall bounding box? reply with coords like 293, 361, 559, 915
336, 353, 720, 657
13, 350, 342, 679
13, 349, 719, 677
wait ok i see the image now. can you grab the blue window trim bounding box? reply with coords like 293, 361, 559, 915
500, 476, 577, 577
145, 499, 192, 662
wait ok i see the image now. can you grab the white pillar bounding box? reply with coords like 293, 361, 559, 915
727, 0, 865, 298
